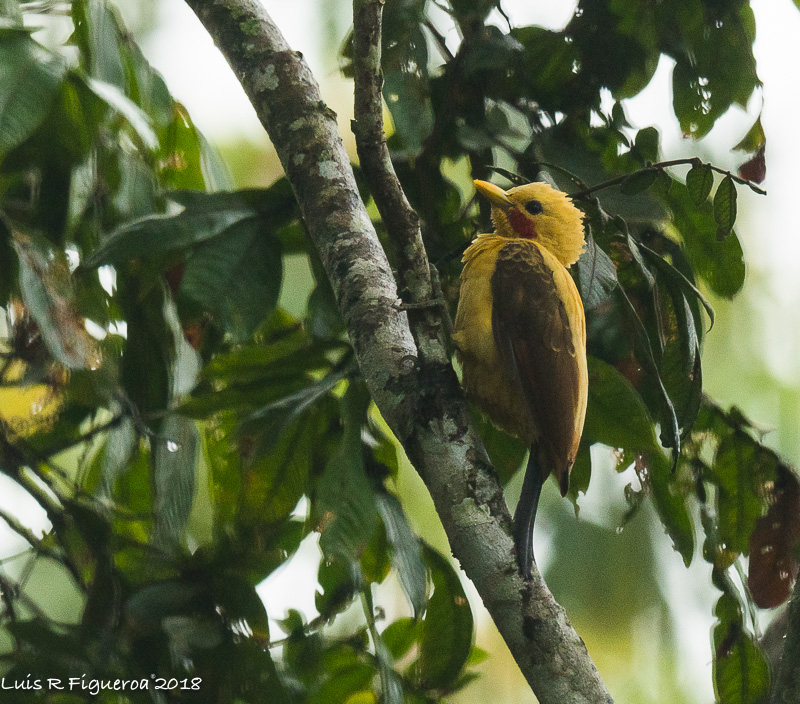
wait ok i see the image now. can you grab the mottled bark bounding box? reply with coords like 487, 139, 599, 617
183, 2, 612, 702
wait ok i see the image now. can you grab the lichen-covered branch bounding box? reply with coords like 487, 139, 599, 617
350, 0, 451, 380
183, 2, 612, 701
351, 0, 431, 306
772, 575, 800, 703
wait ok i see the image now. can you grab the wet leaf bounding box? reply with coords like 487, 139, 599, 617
153, 414, 199, 549
714, 432, 777, 558
317, 383, 379, 561
713, 176, 737, 240
685, 163, 713, 206
583, 356, 660, 454
14, 234, 99, 370
712, 591, 770, 704
0, 34, 65, 156
620, 168, 658, 195
576, 235, 618, 310
180, 219, 282, 342
666, 181, 745, 299
83, 207, 256, 267
376, 492, 427, 617
416, 545, 473, 690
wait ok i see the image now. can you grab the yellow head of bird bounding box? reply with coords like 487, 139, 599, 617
473, 180, 586, 267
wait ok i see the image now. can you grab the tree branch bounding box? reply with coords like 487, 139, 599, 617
351, 0, 430, 305
351, 0, 451, 365
183, 2, 612, 701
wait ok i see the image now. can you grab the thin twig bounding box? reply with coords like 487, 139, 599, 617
38, 413, 126, 460
0, 509, 43, 550
0, 549, 34, 566
351, 0, 451, 365
569, 158, 766, 200
424, 19, 454, 62
351, 1, 432, 302
267, 614, 327, 649
0, 574, 50, 622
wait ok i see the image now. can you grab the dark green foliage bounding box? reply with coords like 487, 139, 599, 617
711, 573, 770, 704
0, 0, 790, 702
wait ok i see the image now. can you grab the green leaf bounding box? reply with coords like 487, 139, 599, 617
617, 287, 681, 460
376, 492, 427, 617
317, 383, 379, 561
81, 75, 158, 150
182, 327, 339, 420
381, 617, 422, 661
583, 356, 660, 454
180, 219, 282, 342
714, 433, 777, 557
83, 207, 256, 267
168, 181, 298, 221
71, 0, 126, 89
712, 591, 770, 704
637, 245, 707, 439
307, 248, 344, 340
626, 232, 655, 288
633, 127, 659, 163
110, 441, 152, 517
119, 279, 173, 423
575, 235, 618, 310
648, 451, 694, 565
734, 117, 765, 153
307, 662, 376, 704
0, 2, 22, 25
13, 234, 98, 369
212, 573, 271, 641
471, 410, 526, 484
565, 444, 591, 509
197, 128, 234, 191
204, 414, 241, 531
360, 519, 391, 585
685, 163, 713, 205
240, 394, 338, 525
153, 414, 199, 549
667, 181, 745, 298
638, 242, 715, 329
417, 545, 473, 690
659, 317, 703, 442
159, 102, 206, 191
620, 168, 658, 195
713, 175, 737, 239
316, 557, 360, 619
383, 70, 433, 157
0, 35, 66, 156
100, 416, 138, 495
672, 15, 759, 142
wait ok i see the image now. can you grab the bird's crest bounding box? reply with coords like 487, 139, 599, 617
474, 180, 586, 268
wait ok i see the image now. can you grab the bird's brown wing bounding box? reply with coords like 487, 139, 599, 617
491, 240, 583, 494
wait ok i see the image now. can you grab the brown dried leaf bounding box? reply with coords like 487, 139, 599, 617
748, 465, 800, 608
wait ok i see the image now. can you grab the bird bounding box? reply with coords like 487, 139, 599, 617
453, 179, 588, 578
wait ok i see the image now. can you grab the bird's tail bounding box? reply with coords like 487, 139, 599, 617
513, 449, 544, 579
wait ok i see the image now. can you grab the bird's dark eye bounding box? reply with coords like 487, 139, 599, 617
524, 200, 543, 215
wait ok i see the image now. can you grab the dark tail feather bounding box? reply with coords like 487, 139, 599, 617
513, 450, 544, 579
